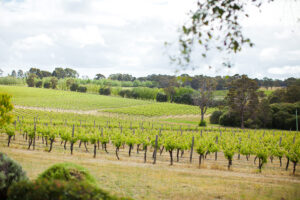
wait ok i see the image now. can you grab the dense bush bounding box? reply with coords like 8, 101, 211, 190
209, 110, 223, 124
270, 102, 300, 130
37, 162, 96, 185
0, 152, 28, 199
35, 80, 43, 88
8, 179, 129, 200
70, 83, 79, 91
173, 94, 193, 105
156, 93, 168, 102
77, 86, 87, 93
50, 77, 58, 89
99, 87, 111, 95
219, 110, 240, 127
43, 82, 51, 89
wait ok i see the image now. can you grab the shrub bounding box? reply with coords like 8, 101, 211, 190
156, 93, 167, 102
37, 162, 96, 185
209, 111, 223, 124
8, 179, 129, 200
99, 87, 111, 95
174, 94, 193, 105
43, 82, 51, 89
77, 86, 87, 93
35, 80, 42, 88
199, 120, 207, 127
0, 152, 28, 199
26, 74, 36, 87
50, 77, 58, 89
219, 110, 240, 127
70, 83, 79, 91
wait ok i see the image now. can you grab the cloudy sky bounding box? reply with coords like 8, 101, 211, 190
0, 0, 300, 79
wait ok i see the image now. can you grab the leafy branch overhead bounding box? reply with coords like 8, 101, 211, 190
176, 0, 274, 67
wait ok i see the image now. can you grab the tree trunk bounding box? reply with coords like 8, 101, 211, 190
144, 146, 147, 163
7, 135, 12, 147
137, 144, 140, 154
228, 158, 232, 170
84, 142, 89, 152
129, 145, 132, 157
64, 141, 67, 150
70, 142, 74, 155
286, 158, 290, 171
215, 152, 217, 160
279, 157, 282, 167
28, 138, 32, 150
160, 146, 164, 155
116, 147, 120, 160
176, 149, 180, 162
79, 141, 82, 148
49, 139, 54, 152
169, 150, 173, 165
104, 143, 108, 153
293, 162, 297, 175
181, 150, 184, 157
199, 155, 203, 167
254, 156, 257, 164
241, 107, 245, 129
93, 144, 97, 158
200, 107, 204, 123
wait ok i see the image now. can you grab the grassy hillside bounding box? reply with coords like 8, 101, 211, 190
1, 85, 210, 116
0, 85, 152, 110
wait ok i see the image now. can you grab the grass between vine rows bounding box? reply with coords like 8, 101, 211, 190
1, 140, 300, 200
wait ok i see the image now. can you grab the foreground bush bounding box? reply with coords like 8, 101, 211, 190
8, 180, 131, 200
37, 162, 96, 185
0, 152, 28, 199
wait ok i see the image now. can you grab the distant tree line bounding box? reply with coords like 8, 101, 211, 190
210, 76, 300, 130
3, 67, 293, 90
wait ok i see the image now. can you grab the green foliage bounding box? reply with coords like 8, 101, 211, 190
8, 179, 130, 200
0, 152, 28, 199
70, 83, 79, 91
0, 77, 25, 85
0, 93, 14, 126
26, 73, 37, 87
271, 102, 300, 130
99, 87, 111, 95
50, 77, 58, 89
35, 80, 43, 88
37, 162, 96, 185
198, 120, 207, 127
210, 110, 223, 124
43, 82, 51, 89
77, 86, 87, 93
156, 92, 167, 102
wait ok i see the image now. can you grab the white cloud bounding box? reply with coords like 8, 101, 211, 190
67, 26, 105, 48
12, 34, 54, 50
259, 48, 280, 61
0, 0, 299, 79
268, 66, 300, 75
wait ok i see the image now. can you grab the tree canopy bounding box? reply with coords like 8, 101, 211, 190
175, 0, 275, 68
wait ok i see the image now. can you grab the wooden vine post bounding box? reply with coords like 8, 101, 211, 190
190, 136, 194, 163
153, 135, 158, 164
70, 124, 75, 155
